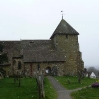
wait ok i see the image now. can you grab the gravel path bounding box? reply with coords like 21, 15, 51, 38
47, 76, 73, 99
47, 76, 90, 99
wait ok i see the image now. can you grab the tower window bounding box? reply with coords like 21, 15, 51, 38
66, 35, 68, 38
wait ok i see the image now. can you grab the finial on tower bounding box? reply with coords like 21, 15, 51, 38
61, 11, 64, 19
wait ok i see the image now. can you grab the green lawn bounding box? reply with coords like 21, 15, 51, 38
71, 87, 99, 99
0, 77, 57, 99
44, 77, 57, 99
54, 76, 96, 89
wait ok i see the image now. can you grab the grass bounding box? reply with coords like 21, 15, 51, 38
55, 76, 99, 99
0, 77, 57, 99
71, 87, 99, 99
44, 77, 57, 99
54, 76, 96, 89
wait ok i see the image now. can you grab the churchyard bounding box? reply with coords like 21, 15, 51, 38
0, 77, 57, 99
54, 76, 96, 89
0, 75, 99, 99
71, 87, 99, 99
55, 76, 99, 99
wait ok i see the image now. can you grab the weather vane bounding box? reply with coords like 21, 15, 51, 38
61, 11, 64, 19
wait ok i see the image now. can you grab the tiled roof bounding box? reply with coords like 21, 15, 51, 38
21, 40, 53, 51
0, 41, 20, 51
0, 41, 21, 57
22, 40, 65, 62
0, 40, 66, 62
50, 19, 79, 38
23, 50, 65, 62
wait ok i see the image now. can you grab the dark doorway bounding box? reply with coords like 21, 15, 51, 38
18, 61, 21, 70
45, 67, 51, 75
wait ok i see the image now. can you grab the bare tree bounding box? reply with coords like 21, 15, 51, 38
77, 67, 88, 83
82, 68, 87, 78
87, 67, 94, 78
77, 70, 83, 83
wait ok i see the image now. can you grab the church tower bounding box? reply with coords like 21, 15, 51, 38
50, 19, 84, 75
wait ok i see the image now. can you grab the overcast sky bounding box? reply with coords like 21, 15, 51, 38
0, 0, 99, 68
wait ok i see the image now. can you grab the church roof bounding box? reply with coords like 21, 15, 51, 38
22, 40, 65, 62
0, 41, 21, 57
0, 40, 65, 62
50, 19, 79, 38
23, 50, 65, 62
21, 40, 52, 51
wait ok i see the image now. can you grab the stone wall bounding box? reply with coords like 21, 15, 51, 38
24, 62, 64, 76
11, 58, 24, 75
52, 34, 84, 75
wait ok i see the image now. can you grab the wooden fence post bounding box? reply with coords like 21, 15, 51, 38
35, 72, 45, 99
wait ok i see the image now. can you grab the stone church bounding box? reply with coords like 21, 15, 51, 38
0, 18, 84, 76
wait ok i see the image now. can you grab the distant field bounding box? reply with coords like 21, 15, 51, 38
55, 76, 96, 89
0, 77, 57, 99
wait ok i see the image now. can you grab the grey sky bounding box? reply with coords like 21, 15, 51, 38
0, 0, 99, 67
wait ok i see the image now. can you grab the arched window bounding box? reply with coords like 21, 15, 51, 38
18, 61, 21, 70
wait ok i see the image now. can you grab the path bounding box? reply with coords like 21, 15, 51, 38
47, 76, 90, 99
47, 76, 73, 99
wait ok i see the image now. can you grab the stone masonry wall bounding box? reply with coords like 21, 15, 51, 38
11, 58, 24, 75
52, 34, 84, 75
24, 62, 64, 76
